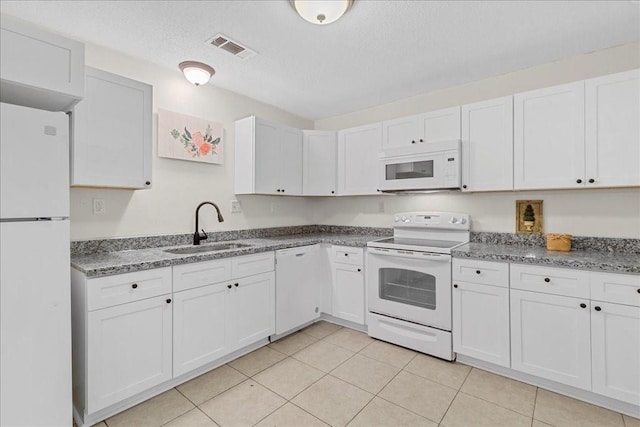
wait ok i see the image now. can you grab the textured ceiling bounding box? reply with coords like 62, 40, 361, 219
1, 1, 638, 120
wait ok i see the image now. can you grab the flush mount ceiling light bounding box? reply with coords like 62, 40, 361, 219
289, 0, 354, 25
179, 61, 215, 86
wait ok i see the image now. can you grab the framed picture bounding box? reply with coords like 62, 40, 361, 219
516, 200, 544, 234
158, 109, 224, 164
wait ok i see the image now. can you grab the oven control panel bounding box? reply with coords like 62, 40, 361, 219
393, 211, 469, 230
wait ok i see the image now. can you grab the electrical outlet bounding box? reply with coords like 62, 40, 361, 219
230, 200, 242, 213
93, 199, 105, 215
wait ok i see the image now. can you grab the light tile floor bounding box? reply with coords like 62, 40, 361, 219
90, 321, 639, 427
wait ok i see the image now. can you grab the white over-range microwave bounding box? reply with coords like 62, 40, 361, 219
378, 140, 461, 192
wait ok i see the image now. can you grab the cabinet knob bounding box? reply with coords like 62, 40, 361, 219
277, 189, 281, 192
166, 298, 172, 304
145, 181, 151, 186
462, 185, 467, 189
594, 306, 602, 311
453, 284, 458, 288
331, 191, 335, 194
475, 270, 481, 275
345, 253, 349, 257
282, 189, 285, 193
227, 284, 232, 289
419, 139, 424, 142
580, 303, 587, 308
357, 268, 361, 272
588, 178, 595, 183
131, 283, 138, 289
576, 179, 583, 184
234, 283, 239, 287
544, 277, 550, 283
411, 140, 416, 144
637, 289, 640, 294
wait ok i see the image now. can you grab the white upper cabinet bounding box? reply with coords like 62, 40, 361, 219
337, 123, 382, 195
514, 81, 586, 190
303, 131, 337, 196
585, 69, 640, 188
235, 116, 303, 196
0, 15, 84, 112
382, 106, 461, 148
461, 97, 513, 192
71, 67, 152, 189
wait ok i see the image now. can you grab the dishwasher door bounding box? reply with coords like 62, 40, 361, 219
275, 244, 322, 334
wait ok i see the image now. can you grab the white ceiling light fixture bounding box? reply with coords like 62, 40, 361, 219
290, 0, 354, 25
179, 61, 215, 86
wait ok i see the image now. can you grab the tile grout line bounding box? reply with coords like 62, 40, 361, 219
435, 363, 473, 425
171, 387, 220, 426
531, 387, 539, 427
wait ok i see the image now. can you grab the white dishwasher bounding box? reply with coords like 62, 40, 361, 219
275, 244, 322, 335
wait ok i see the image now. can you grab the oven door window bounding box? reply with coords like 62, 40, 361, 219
386, 160, 434, 180
379, 268, 436, 310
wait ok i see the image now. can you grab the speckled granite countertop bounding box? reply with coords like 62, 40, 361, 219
452, 243, 640, 274
72, 233, 382, 278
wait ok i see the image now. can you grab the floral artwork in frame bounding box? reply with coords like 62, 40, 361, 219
158, 109, 224, 164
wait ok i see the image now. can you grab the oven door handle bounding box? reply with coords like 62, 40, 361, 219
367, 248, 451, 262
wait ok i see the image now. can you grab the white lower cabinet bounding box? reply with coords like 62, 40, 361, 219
510, 289, 591, 390
453, 281, 510, 367
230, 272, 276, 349
173, 283, 229, 378
87, 294, 173, 413
332, 262, 365, 324
591, 301, 640, 405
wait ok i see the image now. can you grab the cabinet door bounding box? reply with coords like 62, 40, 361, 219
254, 118, 281, 195
337, 123, 382, 195
71, 67, 152, 189
514, 82, 585, 190
0, 15, 84, 112
332, 263, 365, 324
591, 301, 640, 405
453, 282, 510, 367
510, 290, 591, 390
173, 283, 229, 377
382, 114, 422, 148
419, 106, 461, 143
585, 69, 640, 188
303, 131, 337, 195
229, 272, 275, 350
87, 295, 172, 413
279, 127, 303, 195
461, 97, 513, 191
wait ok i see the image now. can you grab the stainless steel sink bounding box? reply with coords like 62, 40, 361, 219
164, 242, 252, 255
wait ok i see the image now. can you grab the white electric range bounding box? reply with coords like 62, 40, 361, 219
366, 211, 470, 360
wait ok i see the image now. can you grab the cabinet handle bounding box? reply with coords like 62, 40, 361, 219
227, 284, 232, 289
345, 253, 349, 257
544, 277, 550, 283
462, 185, 467, 189
576, 179, 583, 184
331, 190, 335, 194
282, 189, 285, 193
166, 298, 172, 304
145, 181, 151, 186
277, 189, 281, 192
419, 139, 424, 142
594, 306, 602, 311
475, 270, 481, 275
453, 284, 458, 288
357, 268, 361, 272
580, 303, 587, 308
131, 283, 138, 289
411, 140, 416, 144
588, 178, 595, 183
637, 289, 640, 294
234, 283, 239, 287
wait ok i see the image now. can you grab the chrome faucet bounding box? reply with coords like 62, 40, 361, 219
193, 201, 224, 245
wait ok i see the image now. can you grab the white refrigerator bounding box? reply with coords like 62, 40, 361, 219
0, 102, 72, 426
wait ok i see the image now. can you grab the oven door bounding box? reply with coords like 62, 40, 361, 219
367, 247, 452, 330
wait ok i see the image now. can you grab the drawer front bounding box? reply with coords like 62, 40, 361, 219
452, 258, 509, 288
590, 272, 640, 307
232, 252, 275, 279
173, 259, 232, 293
331, 246, 364, 266
87, 268, 172, 311
510, 264, 589, 298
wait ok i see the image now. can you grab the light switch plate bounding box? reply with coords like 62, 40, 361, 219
93, 199, 105, 215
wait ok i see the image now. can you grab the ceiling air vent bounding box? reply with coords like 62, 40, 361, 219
207, 33, 257, 60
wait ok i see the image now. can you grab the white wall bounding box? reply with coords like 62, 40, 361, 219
313, 42, 640, 239
71, 44, 314, 241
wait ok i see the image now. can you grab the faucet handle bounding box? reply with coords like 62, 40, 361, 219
200, 229, 208, 240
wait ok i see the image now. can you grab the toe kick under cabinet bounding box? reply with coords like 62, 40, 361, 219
71, 252, 275, 424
